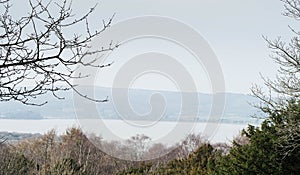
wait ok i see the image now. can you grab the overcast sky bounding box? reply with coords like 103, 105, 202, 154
12, 0, 297, 94
72, 0, 298, 94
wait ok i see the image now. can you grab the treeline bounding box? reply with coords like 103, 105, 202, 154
0, 127, 222, 175
119, 99, 300, 175
0, 101, 299, 174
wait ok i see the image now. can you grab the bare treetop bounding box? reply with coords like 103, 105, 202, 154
252, 0, 300, 111
0, 0, 117, 105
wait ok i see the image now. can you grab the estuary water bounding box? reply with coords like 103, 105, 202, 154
0, 119, 253, 144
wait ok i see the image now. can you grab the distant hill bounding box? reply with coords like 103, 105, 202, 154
0, 87, 265, 124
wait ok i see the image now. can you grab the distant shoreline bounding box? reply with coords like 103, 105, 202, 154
0, 119, 258, 143
0, 117, 263, 124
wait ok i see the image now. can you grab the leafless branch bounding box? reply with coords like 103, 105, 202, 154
0, 0, 117, 105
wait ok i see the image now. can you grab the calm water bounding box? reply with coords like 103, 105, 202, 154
0, 119, 250, 143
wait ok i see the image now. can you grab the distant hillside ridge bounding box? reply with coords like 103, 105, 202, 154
0, 87, 265, 123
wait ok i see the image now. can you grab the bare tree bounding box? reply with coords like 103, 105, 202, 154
125, 134, 151, 161
252, 0, 300, 112
251, 0, 300, 158
0, 0, 117, 105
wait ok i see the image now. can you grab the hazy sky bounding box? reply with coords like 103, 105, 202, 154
11, 0, 297, 94
71, 0, 297, 94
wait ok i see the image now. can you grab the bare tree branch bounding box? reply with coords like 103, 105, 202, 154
0, 0, 118, 105
252, 0, 300, 158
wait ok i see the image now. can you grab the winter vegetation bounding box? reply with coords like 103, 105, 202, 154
1, 0, 300, 174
